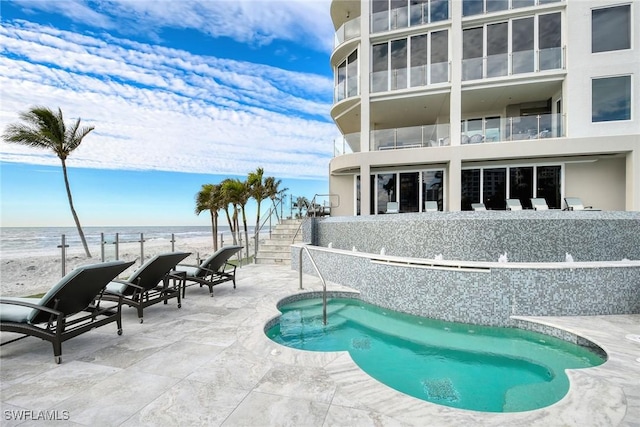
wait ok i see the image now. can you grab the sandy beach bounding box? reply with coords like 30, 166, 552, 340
0, 234, 257, 298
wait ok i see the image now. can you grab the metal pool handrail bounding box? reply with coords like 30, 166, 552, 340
298, 245, 327, 325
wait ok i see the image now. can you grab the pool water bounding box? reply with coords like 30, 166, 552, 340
266, 298, 605, 412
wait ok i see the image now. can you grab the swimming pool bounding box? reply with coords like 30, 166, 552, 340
266, 297, 606, 413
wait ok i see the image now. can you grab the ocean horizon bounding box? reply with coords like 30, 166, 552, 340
0, 225, 255, 258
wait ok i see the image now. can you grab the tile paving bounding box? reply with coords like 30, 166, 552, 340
1, 264, 638, 426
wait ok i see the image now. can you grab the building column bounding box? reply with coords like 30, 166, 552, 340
448, 157, 461, 211
627, 147, 640, 210
360, 163, 371, 215
449, 0, 462, 147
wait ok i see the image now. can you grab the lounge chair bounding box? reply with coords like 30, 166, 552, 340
471, 203, 486, 211
424, 201, 439, 212
0, 260, 134, 363
175, 245, 243, 297
103, 252, 190, 323
506, 199, 523, 211
386, 202, 399, 214
530, 198, 549, 210
564, 197, 593, 211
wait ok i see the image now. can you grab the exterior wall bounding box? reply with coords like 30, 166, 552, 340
293, 212, 640, 326
565, 157, 626, 211
329, 174, 355, 216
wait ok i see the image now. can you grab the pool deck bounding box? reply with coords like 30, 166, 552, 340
1, 263, 638, 426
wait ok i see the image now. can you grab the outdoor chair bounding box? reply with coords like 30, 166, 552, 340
424, 201, 439, 212
506, 199, 523, 211
564, 197, 593, 211
175, 245, 243, 297
386, 202, 399, 214
530, 198, 549, 210
471, 203, 486, 211
0, 260, 134, 364
103, 252, 190, 323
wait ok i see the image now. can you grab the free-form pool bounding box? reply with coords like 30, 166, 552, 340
266, 297, 606, 412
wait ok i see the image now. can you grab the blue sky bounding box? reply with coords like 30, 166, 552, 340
0, 0, 337, 227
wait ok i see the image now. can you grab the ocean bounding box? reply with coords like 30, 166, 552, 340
0, 226, 251, 258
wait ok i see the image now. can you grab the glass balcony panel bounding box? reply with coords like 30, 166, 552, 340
486, 0, 508, 13
486, 53, 508, 78
396, 126, 422, 148
484, 117, 501, 142
462, 57, 483, 81
512, 0, 534, 8
345, 132, 361, 153
391, 6, 409, 29
410, 2, 427, 26
372, 10, 389, 33
431, 0, 449, 22
371, 70, 389, 93
344, 17, 361, 41
512, 50, 534, 74
391, 68, 408, 90
372, 129, 397, 150
430, 62, 449, 83
539, 47, 562, 71
347, 75, 359, 97
410, 65, 428, 87
334, 81, 346, 102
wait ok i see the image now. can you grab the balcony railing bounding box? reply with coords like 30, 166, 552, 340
371, 63, 450, 93
462, 47, 565, 81
463, 0, 563, 17
333, 114, 564, 157
371, 124, 451, 151
462, 113, 563, 144
334, 17, 361, 48
334, 75, 359, 103
372, 1, 450, 34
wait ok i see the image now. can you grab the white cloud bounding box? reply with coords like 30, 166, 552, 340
0, 20, 338, 180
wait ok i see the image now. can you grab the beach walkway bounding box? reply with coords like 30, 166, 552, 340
1, 264, 638, 426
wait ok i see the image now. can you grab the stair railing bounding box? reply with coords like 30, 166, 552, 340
291, 194, 340, 244
253, 198, 284, 261
298, 245, 328, 325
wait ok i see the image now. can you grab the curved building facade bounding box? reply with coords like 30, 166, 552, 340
329, 0, 640, 215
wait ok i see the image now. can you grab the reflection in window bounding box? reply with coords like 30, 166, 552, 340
431, 30, 448, 83
512, 17, 534, 74
483, 168, 506, 210
463, 27, 483, 81
539, 13, 561, 70
487, 22, 508, 78
509, 167, 533, 209
372, 43, 389, 92
347, 51, 358, 97
377, 174, 396, 214
391, 39, 408, 90
372, 0, 390, 33
537, 166, 561, 209
592, 5, 631, 53
592, 76, 631, 122
423, 170, 444, 211
463, 0, 483, 16
461, 169, 481, 211
411, 34, 428, 87
400, 172, 420, 212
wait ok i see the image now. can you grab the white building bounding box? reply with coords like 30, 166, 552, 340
329, 0, 639, 214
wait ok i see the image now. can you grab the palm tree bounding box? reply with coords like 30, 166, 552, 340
294, 196, 310, 218
221, 178, 242, 245
2, 106, 94, 258
248, 168, 268, 239
264, 176, 288, 218
195, 183, 224, 250
222, 178, 251, 259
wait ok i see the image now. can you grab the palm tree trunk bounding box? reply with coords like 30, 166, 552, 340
242, 207, 249, 261
209, 209, 218, 251
61, 159, 91, 258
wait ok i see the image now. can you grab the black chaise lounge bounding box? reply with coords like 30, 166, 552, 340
103, 252, 190, 323
0, 260, 134, 364
175, 245, 242, 297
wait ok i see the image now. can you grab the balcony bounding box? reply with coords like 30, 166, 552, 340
334, 75, 359, 103
371, 0, 450, 34
334, 17, 361, 48
462, 0, 563, 18
371, 63, 450, 93
333, 114, 564, 157
462, 47, 565, 81
461, 113, 563, 144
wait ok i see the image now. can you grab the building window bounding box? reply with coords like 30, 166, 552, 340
539, 13, 562, 70
592, 5, 631, 53
375, 0, 449, 33
512, 17, 535, 74
372, 170, 444, 213
423, 170, 444, 211
461, 165, 561, 210
592, 76, 632, 122
463, 27, 483, 80
335, 50, 359, 102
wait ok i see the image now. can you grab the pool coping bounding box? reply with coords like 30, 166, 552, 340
246, 282, 639, 425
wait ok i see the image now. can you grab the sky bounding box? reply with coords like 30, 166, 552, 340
0, 0, 337, 227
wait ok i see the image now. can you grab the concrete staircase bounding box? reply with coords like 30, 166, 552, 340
255, 219, 304, 265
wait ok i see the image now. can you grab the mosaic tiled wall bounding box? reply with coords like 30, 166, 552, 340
294, 211, 640, 326
302, 211, 640, 262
